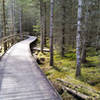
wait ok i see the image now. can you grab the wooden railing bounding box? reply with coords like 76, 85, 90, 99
0, 33, 29, 56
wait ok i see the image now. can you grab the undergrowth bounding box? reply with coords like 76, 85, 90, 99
34, 47, 100, 99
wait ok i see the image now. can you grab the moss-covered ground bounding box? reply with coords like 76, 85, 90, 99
35, 47, 100, 99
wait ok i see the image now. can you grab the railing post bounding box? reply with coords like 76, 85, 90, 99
0, 34, 27, 54
4, 42, 7, 53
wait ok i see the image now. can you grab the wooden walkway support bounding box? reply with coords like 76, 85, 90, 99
0, 36, 62, 100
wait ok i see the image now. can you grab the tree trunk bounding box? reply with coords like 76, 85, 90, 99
40, 0, 44, 53
11, 0, 15, 34
76, 0, 83, 77
61, 0, 66, 57
44, 2, 47, 47
81, 39, 87, 63
19, 7, 23, 39
96, 1, 100, 51
81, 31, 87, 63
96, 28, 99, 51
50, 0, 54, 66
2, 0, 7, 52
81, 3, 89, 63
11, 0, 15, 44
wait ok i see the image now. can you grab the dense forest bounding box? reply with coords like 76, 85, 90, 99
0, 0, 100, 99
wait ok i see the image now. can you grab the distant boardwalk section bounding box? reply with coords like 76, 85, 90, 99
0, 36, 62, 100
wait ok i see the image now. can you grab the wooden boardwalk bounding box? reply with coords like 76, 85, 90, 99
0, 36, 62, 100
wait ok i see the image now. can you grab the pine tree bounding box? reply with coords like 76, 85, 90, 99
50, 0, 54, 66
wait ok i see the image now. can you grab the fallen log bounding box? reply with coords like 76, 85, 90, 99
62, 86, 91, 100
67, 76, 99, 94
57, 78, 80, 89
33, 47, 50, 52
57, 78, 92, 100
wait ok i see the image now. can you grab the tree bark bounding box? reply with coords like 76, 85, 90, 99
81, 39, 87, 63
11, 0, 15, 34
44, 2, 47, 47
19, 7, 23, 39
11, 0, 15, 44
2, 0, 6, 37
61, 0, 66, 57
2, 0, 7, 52
57, 79, 90, 100
76, 0, 83, 77
96, 1, 100, 51
50, 0, 54, 66
96, 28, 99, 51
81, 3, 89, 63
40, 0, 44, 53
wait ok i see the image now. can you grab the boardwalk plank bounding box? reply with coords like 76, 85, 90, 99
0, 36, 62, 100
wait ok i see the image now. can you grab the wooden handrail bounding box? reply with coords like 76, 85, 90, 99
0, 33, 30, 55
0, 34, 16, 42
0, 33, 29, 44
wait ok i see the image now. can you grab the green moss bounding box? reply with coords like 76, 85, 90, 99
95, 83, 100, 91
36, 47, 100, 99
65, 52, 76, 60
62, 91, 78, 100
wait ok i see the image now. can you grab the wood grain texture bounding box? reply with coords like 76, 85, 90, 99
0, 36, 62, 100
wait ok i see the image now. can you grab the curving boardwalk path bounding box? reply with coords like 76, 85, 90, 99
0, 36, 62, 100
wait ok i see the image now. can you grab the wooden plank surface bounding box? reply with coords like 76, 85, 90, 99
0, 36, 62, 100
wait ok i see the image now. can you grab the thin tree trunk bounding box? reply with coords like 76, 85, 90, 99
2, 0, 6, 37
81, 3, 89, 63
13, 0, 16, 43
2, 0, 7, 52
12, 0, 15, 34
76, 0, 83, 77
61, 0, 66, 57
44, 2, 47, 47
11, 0, 15, 34
81, 38, 86, 63
40, 0, 44, 53
19, 7, 22, 39
72, 35, 75, 48
81, 31, 87, 63
96, 28, 99, 51
11, 0, 15, 44
50, 0, 54, 66
96, 1, 99, 51
81, 32, 87, 63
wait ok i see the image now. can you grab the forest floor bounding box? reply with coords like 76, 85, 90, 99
33, 44, 100, 99
1, 39, 100, 99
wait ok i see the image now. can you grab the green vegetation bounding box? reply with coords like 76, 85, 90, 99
36, 47, 100, 99
0, 0, 100, 99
